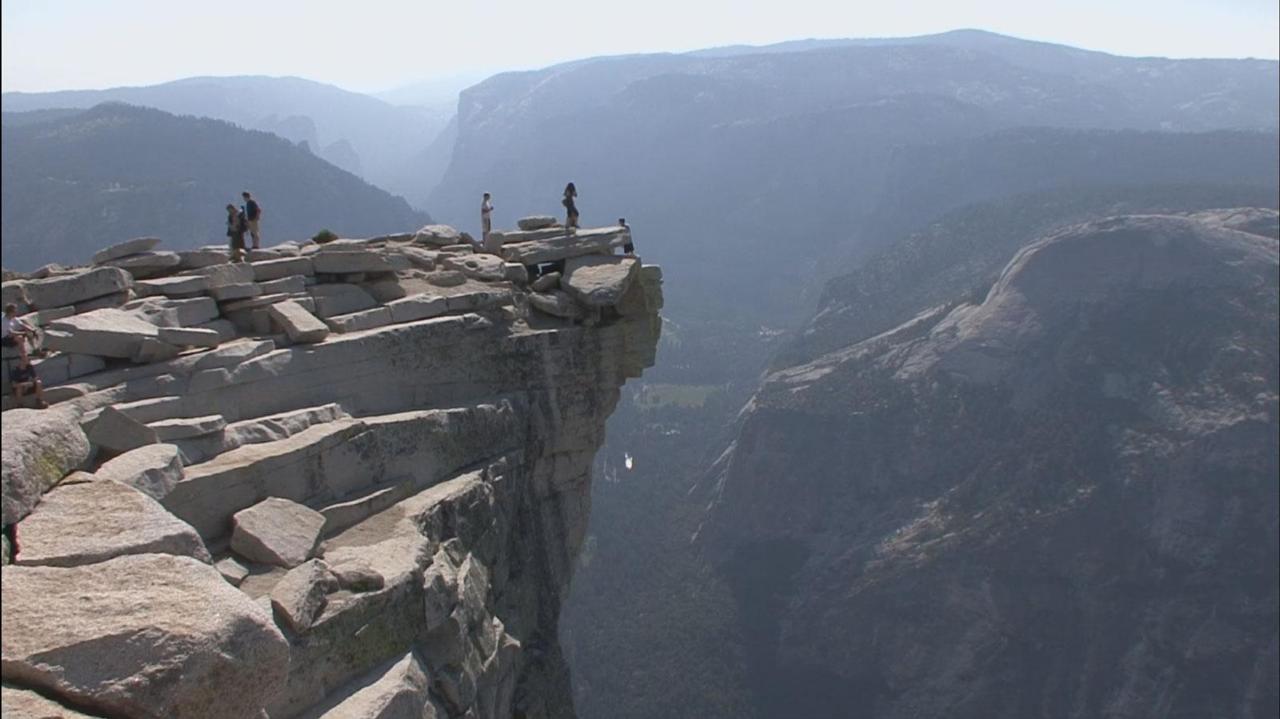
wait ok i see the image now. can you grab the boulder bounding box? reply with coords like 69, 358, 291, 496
127, 296, 220, 327
135, 274, 210, 297
325, 306, 392, 334
92, 237, 162, 265
15, 479, 210, 567
387, 294, 448, 323
210, 282, 263, 302
1, 554, 290, 719
309, 283, 377, 317
531, 272, 561, 292
102, 251, 181, 279
148, 414, 227, 441
252, 256, 315, 282
426, 270, 466, 288
231, 496, 326, 568
268, 300, 331, 343
24, 267, 132, 310
562, 255, 639, 308
43, 308, 159, 358
442, 253, 507, 281
158, 325, 222, 348
259, 274, 308, 295
192, 339, 276, 370
312, 251, 393, 274
517, 215, 560, 231
187, 262, 255, 288
331, 559, 386, 592
74, 289, 133, 313
499, 226, 629, 265
269, 558, 338, 633
2, 280, 30, 313
177, 247, 231, 269
504, 262, 530, 285
216, 556, 250, 586
314, 653, 436, 719
93, 442, 184, 500
132, 337, 183, 363
413, 224, 464, 246
1, 686, 105, 719
1, 408, 92, 526
528, 290, 585, 320
87, 405, 159, 455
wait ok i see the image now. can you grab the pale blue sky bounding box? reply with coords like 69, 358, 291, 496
2, 0, 1277, 94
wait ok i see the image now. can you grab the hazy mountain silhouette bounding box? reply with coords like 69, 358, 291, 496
1, 103, 428, 270
1, 75, 448, 205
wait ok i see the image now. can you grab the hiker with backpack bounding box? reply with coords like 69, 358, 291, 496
242, 191, 263, 249
226, 203, 249, 262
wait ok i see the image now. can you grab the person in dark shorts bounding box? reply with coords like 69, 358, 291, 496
619, 218, 635, 256
242, 191, 263, 249
10, 357, 48, 409
226, 204, 248, 262
562, 182, 579, 234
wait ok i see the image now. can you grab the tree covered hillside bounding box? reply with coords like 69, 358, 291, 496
1, 103, 429, 271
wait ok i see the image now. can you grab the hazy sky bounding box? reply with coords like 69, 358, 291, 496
2, 0, 1277, 95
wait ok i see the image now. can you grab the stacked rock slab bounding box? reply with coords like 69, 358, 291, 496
1, 223, 662, 718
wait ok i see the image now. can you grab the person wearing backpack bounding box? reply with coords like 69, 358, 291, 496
242, 191, 263, 249
226, 203, 249, 262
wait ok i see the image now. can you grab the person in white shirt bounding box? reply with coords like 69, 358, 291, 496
481, 192, 495, 251
2, 303, 35, 364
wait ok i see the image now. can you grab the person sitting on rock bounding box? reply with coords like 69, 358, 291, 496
562, 182, 579, 234
10, 356, 48, 409
226, 203, 249, 262
2, 303, 36, 364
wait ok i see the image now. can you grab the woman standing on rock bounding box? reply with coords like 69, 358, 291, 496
562, 182, 579, 234
226, 203, 248, 262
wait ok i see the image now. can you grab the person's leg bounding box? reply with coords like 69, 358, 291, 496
249, 220, 261, 249
32, 379, 47, 408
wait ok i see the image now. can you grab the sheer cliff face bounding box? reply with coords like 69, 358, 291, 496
1, 235, 661, 719
701, 212, 1279, 718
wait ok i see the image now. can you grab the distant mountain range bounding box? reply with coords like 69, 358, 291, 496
1, 75, 449, 206
1, 103, 429, 270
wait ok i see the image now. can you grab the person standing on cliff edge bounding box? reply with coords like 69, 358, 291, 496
481, 192, 494, 251
563, 182, 579, 234
242, 191, 263, 249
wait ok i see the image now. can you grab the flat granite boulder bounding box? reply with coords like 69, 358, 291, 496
44, 308, 159, 358
102, 251, 181, 279
24, 267, 132, 310
158, 325, 221, 348
313, 652, 437, 719
517, 215, 560, 231
93, 442, 184, 499
528, 290, 585, 320
231, 496, 326, 568
87, 405, 159, 455
442, 253, 507, 281
135, 274, 209, 297
269, 300, 330, 343
1, 407, 92, 526
270, 558, 338, 633
1, 554, 290, 719
15, 479, 210, 567
312, 250, 393, 274
563, 255, 639, 308
92, 237, 161, 265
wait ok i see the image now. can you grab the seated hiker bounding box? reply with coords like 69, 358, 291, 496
2, 303, 36, 363
226, 203, 249, 262
10, 357, 48, 409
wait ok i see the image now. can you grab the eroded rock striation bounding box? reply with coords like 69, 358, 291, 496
1, 223, 661, 718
